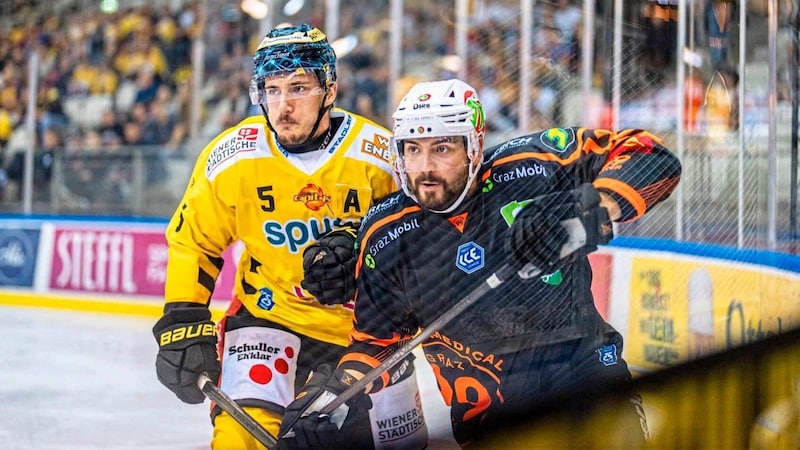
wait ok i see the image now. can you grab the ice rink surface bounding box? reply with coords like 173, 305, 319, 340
0, 306, 459, 450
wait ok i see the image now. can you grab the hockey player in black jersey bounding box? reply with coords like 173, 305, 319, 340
277, 78, 682, 448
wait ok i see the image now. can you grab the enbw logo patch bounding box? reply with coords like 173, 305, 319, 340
455, 242, 484, 274
598, 344, 618, 366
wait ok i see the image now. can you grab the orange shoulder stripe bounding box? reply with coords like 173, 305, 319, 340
593, 179, 647, 220
339, 352, 390, 389
350, 328, 404, 347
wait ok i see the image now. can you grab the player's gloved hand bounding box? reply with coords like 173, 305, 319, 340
276, 364, 373, 450
153, 304, 220, 404
506, 183, 613, 270
301, 227, 358, 305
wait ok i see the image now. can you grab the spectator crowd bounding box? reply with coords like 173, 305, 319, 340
6, 0, 736, 211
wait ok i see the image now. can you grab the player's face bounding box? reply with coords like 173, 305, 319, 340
263, 72, 335, 146
400, 136, 471, 211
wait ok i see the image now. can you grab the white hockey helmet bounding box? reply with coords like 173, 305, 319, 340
390, 79, 486, 213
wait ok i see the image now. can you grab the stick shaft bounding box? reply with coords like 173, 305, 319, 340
197, 373, 278, 448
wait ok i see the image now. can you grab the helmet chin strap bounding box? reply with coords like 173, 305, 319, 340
428, 159, 480, 214
400, 157, 479, 214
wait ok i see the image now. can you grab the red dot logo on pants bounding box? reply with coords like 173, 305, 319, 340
248, 346, 295, 385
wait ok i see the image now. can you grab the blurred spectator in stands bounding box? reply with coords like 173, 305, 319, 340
97, 109, 124, 143
6, 126, 59, 202
92, 62, 119, 96
473, 65, 515, 132
62, 127, 82, 156
154, 8, 191, 73
532, 2, 556, 52
0, 87, 14, 200
83, 129, 102, 152
145, 97, 181, 152
642, 0, 678, 78
202, 78, 248, 139
47, 51, 76, 98
122, 114, 146, 148
777, 27, 794, 103
86, 15, 106, 66
171, 79, 193, 148
552, 0, 582, 73
124, 111, 167, 185
133, 64, 161, 105
0, 88, 21, 155
37, 84, 68, 133
705, 66, 739, 138
32, 29, 59, 82
129, 101, 149, 129
95, 131, 131, 211
348, 50, 389, 124
69, 55, 96, 96
705, 0, 736, 70
684, 70, 705, 133
62, 128, 95, 211
532, 57, 567, 124
201, 38, 252, 129
113, 32, 169, 82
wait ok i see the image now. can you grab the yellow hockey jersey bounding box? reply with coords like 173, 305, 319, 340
164, 109, 397, 345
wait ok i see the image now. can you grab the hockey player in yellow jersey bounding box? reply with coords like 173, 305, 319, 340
153, 24, 428, 449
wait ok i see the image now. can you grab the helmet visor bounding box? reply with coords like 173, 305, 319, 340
249, 68, 326, 106
392, 136, 469, 172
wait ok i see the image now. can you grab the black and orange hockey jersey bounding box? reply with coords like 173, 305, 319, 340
338, 127, 681, 426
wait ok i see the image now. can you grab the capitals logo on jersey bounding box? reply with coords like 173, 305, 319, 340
293, 184, 331, 211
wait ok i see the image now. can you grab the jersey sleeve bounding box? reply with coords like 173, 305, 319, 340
163, 133, 237, 306
575, 128, 682, 222
488, 127, 681, 222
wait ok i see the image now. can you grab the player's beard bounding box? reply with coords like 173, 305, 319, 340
274, 116, 311, 146
409, 168, 469, 211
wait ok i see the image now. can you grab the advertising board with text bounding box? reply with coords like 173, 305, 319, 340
48, 225, 238, 300
626, 255, 800, 373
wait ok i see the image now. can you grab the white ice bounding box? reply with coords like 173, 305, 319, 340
0, 306, 458, 450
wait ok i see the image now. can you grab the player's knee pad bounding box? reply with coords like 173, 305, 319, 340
211, 407, 281, 450
367, 355, 429, 449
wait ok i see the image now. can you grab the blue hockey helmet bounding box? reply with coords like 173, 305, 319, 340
250, 24, 337, 106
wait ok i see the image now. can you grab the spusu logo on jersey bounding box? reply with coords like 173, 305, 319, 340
293, 184, 330, 211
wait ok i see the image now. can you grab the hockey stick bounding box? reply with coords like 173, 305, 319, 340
310, 215, 594, 419
197, 372, 278, 448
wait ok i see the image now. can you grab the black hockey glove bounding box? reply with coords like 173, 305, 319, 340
301, 227, 358, 305
506, 183, 613, 270
276, 364, 373, 450
153, 305, 220, 404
